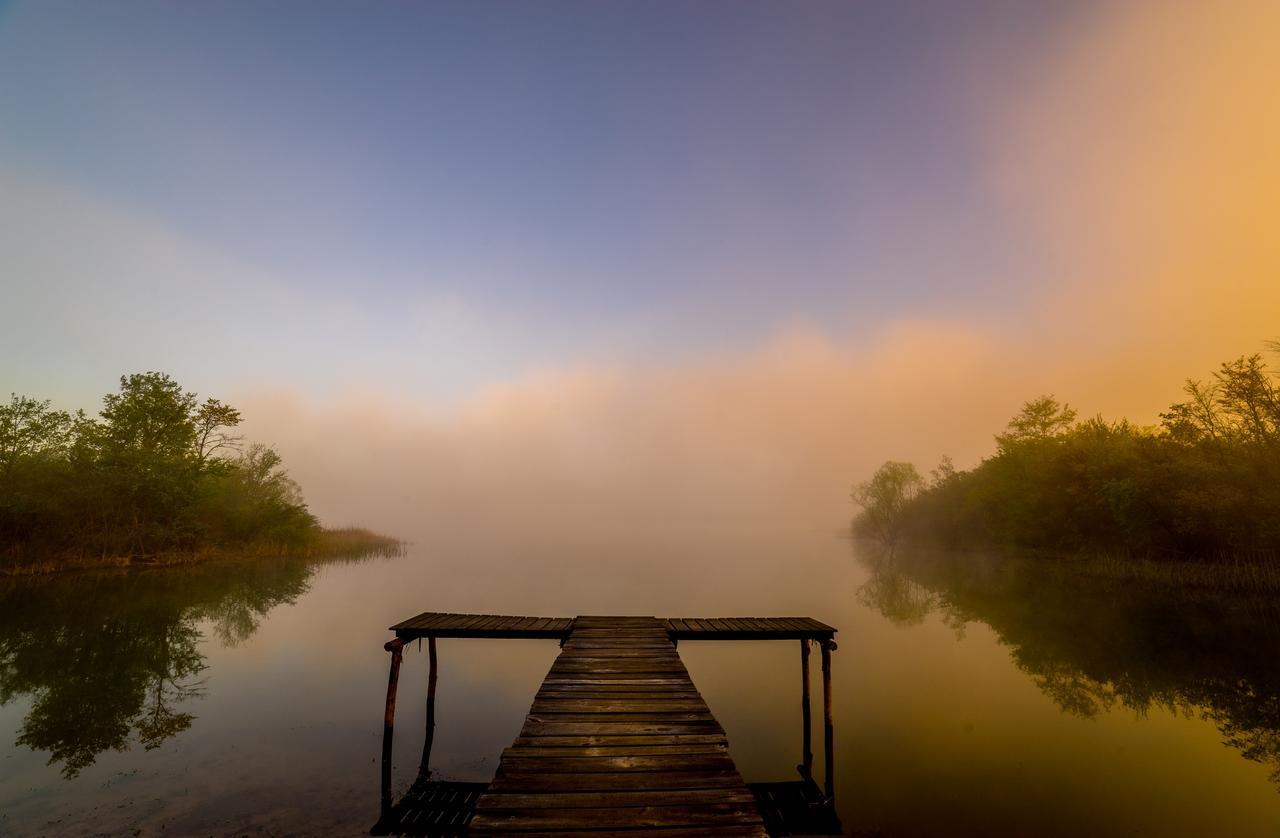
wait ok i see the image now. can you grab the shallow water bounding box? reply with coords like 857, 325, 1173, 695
1, 529, 1278, 836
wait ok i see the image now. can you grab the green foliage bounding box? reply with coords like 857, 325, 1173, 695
197, 444, 315, 549
855, 346, 1280, 562
994, 395, 1078, 452
1161, 353, 1280, 446
851, 461, 924, 547
0, 396, 77, 476
0, 373, 319, 563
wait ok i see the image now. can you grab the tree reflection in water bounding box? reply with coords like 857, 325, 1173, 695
0, 558, 347, 777
855, 544, 1280, 785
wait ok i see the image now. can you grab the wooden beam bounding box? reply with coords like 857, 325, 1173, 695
380, 637, 405, 817
820, 639, 835, 801
799, 640, 813, 779
418, 636, 438, 777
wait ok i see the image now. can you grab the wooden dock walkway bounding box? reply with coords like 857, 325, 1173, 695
376, 613, 837, 836
470, 616, 761, 835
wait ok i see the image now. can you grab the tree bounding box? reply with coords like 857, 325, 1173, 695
0, 396, 75, 480
1, 372, 324, 564
193, 398, 243, 463
852, 461, 925, 548
995, 395, 1077, 452
853, 340, 1280, 561
930, 455, 957, 488
99, 373, 198, 462
1161, 379, 1225, 443
197, 444, 316, 547
1214, 354, 1278, 445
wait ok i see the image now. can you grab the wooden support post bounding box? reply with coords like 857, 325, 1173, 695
820, 639, 836, 801
380, 638, 405, 818
418, 637, 438, 776
799, 639, 813, 779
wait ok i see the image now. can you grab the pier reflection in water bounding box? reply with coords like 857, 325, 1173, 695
372, 616, 842, 837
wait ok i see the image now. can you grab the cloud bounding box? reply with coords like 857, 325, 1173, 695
236, 322, 1014, 548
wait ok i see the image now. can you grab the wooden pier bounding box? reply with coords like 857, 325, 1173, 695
375, 613, 838, 836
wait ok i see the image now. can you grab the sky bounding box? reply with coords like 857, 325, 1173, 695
2, 1, 1278, 535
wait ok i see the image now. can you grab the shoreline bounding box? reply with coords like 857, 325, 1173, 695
0, 527, 403, 577
858, 538, 1280, 594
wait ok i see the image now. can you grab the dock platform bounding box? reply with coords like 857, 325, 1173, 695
375, 613, 838, 836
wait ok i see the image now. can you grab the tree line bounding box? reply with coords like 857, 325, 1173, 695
853, 344, 1280, 563
0, 372, 319, 565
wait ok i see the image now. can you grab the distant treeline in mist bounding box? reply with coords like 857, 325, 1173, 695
854, 346, 1280, 564
0, 372, 395, 571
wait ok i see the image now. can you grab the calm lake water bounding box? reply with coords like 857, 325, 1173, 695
2, 526, 1278, 836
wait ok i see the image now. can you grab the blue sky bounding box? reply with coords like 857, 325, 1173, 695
0, 2, 1098, 404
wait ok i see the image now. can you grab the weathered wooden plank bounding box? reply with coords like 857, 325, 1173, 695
520, 721, 725, 737
392, 611, 834, 640
399, 612, 442, 629
469, 803, 764, 830
471, 828, 765, 838
569, 632, 671, 640
475, 788, 754, 809
536, 679, 696, 688
535, 692, 703, 700
542, 680, 701, 685
502, 743, 729, 758
560, 649, 675, 657
564, 641, 673, 649
558, 650, 675, 657
390, 611, 581, 639
548, 662, 685, 670
528, 706, 715, 715
512, 734, 727, 747
546, 672, 693, 681
534, 692, 704, 702
553, 661, 682, 669
488, 771, 746, 792
523, 713, 719, 723
661, 615, 835, 639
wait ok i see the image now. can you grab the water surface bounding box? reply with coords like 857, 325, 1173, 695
1, 529, 1278, 836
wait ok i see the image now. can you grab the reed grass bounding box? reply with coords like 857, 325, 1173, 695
1014, 550, 1280, 593
0, 526, 403, 576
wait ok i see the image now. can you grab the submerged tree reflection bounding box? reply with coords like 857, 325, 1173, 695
855, 547, 938, 627
0, 558, 327, 777
855, 546, 1280, 785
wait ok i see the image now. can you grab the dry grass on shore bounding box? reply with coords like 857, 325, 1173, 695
0, 527, 403, 577
1033, 550, 1280, 593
